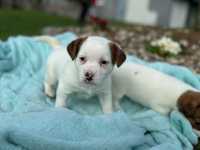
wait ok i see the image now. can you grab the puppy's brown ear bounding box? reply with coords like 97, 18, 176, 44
109, 43, 126, 67
67, 37, 87, 60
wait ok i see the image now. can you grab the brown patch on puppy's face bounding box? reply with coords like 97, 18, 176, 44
178, 90, 200, 130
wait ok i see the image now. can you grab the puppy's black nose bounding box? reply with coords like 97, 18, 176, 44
85, 72, 94, 81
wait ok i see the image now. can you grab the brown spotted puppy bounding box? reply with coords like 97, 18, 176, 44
44, 36, 126, 113
111, 62, 200, 134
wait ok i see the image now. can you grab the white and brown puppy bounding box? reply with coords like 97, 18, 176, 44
44, 36, 126, 113
112, 63, 200, 131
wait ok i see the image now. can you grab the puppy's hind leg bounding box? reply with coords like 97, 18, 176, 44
44, 82, 57, 98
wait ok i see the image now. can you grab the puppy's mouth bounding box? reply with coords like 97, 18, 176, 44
79, 77, 96, 86
83, 79, 96, 85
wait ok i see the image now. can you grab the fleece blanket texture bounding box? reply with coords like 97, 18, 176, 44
0, 32, 199, 150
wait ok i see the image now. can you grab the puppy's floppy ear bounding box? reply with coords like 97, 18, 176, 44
109, 42, 126, 67
67, 37, 87, 60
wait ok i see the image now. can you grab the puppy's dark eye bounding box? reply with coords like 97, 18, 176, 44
100, 60, 108, 65
79, 57, 86, 62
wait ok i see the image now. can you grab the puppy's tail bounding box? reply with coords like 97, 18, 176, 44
34, 35, 61, 49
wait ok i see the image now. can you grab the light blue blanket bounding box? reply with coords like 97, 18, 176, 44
0, 32, 199, 150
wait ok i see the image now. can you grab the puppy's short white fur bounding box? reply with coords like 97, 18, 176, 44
43, 36, 125, 113
112, 63, 196, 114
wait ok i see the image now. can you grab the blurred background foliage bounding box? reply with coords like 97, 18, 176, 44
0, 9, 78, 40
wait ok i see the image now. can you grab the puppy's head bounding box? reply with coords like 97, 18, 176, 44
67, 36, 126, 86
178, 90, 200, 130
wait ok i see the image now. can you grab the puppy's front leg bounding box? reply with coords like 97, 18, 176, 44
55, 94, 68, 108
98, 92, 113, 114
44, 65, 57, 98
55, 83, 70, 108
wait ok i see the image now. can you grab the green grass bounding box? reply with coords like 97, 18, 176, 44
0, 8, 78, 40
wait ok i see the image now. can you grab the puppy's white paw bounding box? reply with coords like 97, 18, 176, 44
55, 98, 67, 108
101, 105, 113, 114
44, 83, 56, 98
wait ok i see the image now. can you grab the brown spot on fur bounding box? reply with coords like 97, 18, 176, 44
109, 43, 126, 67
178, 90, 200, 130
67, 37, 88, 60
